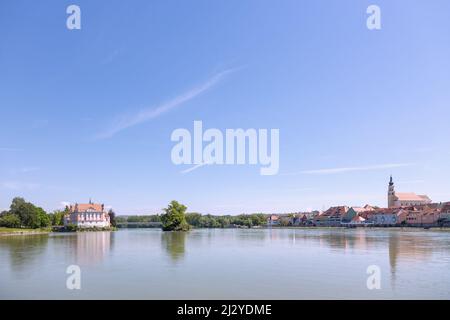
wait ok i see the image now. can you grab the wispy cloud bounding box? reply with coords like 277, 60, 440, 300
0, 181, 40, 190
20, 167, 40, 173
282, 163, 415, 176
96, 68, 237, 140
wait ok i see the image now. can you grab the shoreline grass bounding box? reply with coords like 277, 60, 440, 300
0, 227, 51, 236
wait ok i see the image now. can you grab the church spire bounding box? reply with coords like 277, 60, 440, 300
388, 175, 396, 208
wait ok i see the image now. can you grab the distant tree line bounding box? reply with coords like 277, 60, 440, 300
186, 213, 267, 228
115, 215, 162, 224
1, 198, 269, 230
116, 211, 268, 228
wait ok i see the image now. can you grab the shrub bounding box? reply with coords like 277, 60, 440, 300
161, 201, 190, 231
65, 224, 78, 232
0, 214, 21, 228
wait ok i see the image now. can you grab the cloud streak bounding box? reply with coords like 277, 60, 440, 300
282, 163, 415, 175
0, 181, 40, 190
20, 167, 40, 173
96, 68, 237, 139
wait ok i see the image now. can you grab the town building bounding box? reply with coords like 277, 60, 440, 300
348, 215, 367, 226
387, 176, 432, 208
289, 213, 316, 226
365, 208, 404, 226
267, 214, 280, 226
341, 207, 358, 224
64, 200, 111, 228
314, 206, 349, 227
439, 202, 450, 226
404, 207, 441, 227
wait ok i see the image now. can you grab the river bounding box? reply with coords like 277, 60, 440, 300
1, 228, 449, 299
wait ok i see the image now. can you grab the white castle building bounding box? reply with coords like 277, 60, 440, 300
64, 200, 111, 228
388, 176, 432, 208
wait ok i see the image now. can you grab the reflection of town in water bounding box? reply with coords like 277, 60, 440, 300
0, 228, 450, 296
271, 228, 450, 287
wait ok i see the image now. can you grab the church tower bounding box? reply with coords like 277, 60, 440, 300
388, 175, 396, 208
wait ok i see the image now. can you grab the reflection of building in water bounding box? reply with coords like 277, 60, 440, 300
75, 232, 111, 265
387, 232, 434, 287
388, 233, 400, 287
314, 229, 372, 253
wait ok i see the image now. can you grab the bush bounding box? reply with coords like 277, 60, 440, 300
65, 224, 78, 232
161, 201, 190, 231
0, 214, 21, 228
60, 225, 116, 232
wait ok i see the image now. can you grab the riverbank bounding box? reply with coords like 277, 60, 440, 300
0, 226, 117, 237
2, 225, 449, 237
52, 225, 117, 232
0, 227, 51, 237
263, 226, 450, 232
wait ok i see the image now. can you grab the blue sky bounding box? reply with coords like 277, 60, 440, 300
1, 0, 449, 214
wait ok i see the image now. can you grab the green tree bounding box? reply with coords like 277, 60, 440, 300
37, 207, 50, 228
250, 213, 266, 226
108, 209, 117, 227
185, 212, 202, 227
9, 197, 37, 227
7, 197, 50, 228
161, 201, 190, 231
50, 209, 66, 226
115, 216, 127, 224
0, 214, 21, 228
147, 214, 162, 222
217, 216, 231, 228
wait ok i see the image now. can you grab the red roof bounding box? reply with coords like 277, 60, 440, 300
69, 203, 104, 213
322, 206, 349, 217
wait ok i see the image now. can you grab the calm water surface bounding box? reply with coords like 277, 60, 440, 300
1, 228, 449, 299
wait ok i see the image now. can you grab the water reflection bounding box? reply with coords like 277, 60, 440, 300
285, 229, 444, 284
74, 232, 111, 265
1, 228, 449, 299
161, 231, 186, 263
0, 234, 49, 276
388, 233, 399, 287
48, 231, 112, 266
